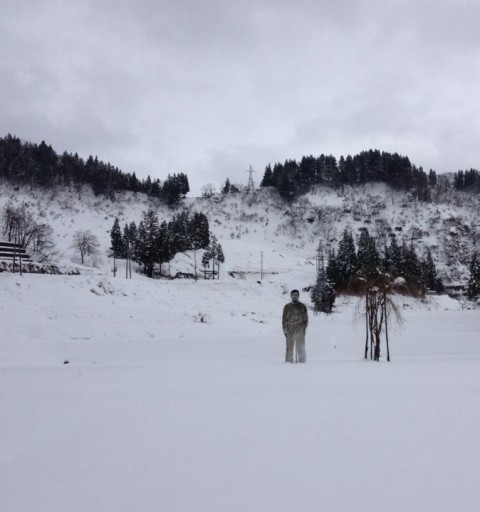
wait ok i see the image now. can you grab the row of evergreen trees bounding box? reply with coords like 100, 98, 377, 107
453, 169, 480, 192
0, 134, 189, 203
6, 133, 480, 203
260, 150, 437, 201
110, 210, 213, 278
312, 228, 444, 308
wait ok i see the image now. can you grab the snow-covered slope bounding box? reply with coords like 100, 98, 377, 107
1, 180, 479, 285
1, 181, 480, 512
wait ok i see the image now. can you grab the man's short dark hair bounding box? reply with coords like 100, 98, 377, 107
291, 289, 299, 295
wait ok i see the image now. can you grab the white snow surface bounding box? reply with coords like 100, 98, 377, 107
2, 271, 480, 512
1, 183, 480, 511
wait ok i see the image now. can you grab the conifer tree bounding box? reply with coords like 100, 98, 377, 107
129, 172, 140, 193
191, 212, 210, 250
467, 252, 480, 300
260, 164, 274, 187
134, 210, 160, 277
401, 244, 422, 283
157, 220, 172, 275
311, 265, 335, 313
169, 212, 190, 254
110, 217, 124, 257
202, 234, 225, 279
177, 172, 190, 196
298, 156, 317, 193
144, 175, 153, 195
335, 229, 357, 290
357, 228, 380, 276
162, 173, 190, 205
326, 249, 341, 290
191, 212, 210, 277
383, 236, 403, 277
222, 178, 231, 194
151, 178, 162, 198
216, 242, 225, 279
123, 221, 137, 257
421, 248, 444, 292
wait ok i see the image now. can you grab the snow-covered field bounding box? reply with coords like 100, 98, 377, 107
1, 266, 480, 512
1, 182, 480, 511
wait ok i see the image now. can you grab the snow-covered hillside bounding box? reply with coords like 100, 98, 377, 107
1, 180, 479, 286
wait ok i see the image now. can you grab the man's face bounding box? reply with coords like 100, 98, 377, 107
291, 292, 299, 303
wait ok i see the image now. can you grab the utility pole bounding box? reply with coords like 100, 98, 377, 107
125, 242, 132, 279
316, 241, 325, 275
245, 165, 256, 194
13, 225, 17, 274
261, 251, 264, 281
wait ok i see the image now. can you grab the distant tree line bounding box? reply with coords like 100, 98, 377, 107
0, 134, 189, 203
110, 210, 211, 278
453, 169, 480, 192
321, 228, 444, 296
261, 149, 437, 201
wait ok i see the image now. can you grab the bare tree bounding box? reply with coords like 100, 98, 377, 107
2, 203, 57, 262
29, 223, 58, 262
201, 183, 216, 198
72, 230, 100, 264
355, 271, 403, 362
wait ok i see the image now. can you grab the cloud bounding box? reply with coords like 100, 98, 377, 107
1, 0, 480, 195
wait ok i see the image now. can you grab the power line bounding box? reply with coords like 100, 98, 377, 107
245, 165, 256, 194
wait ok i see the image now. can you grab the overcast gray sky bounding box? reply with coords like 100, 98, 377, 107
2, 0, 480, 195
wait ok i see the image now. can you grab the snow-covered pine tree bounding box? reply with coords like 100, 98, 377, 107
335, 228, 357, 290
126, 221, 137, 253
401, 243, 422, 283
167, 212, 186, 254
421, 248, 444, 293
110, 217, 124, 257
467, 252, 480, 300
134, 210, 160, 277
216, 241, 225, 279
190, 212, 210, 278
326, 249, 340, 290
356, 227, 380, 276
157, 220, 172, 275
311, 265, 335, 313
383, 236, 402, 277
222, 178, 231, 194
260, 164, 274, 187
201, 234, 225, 279
191, 212, 210, 250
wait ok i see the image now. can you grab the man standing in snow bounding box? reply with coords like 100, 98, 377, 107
282, 289, 308, 363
